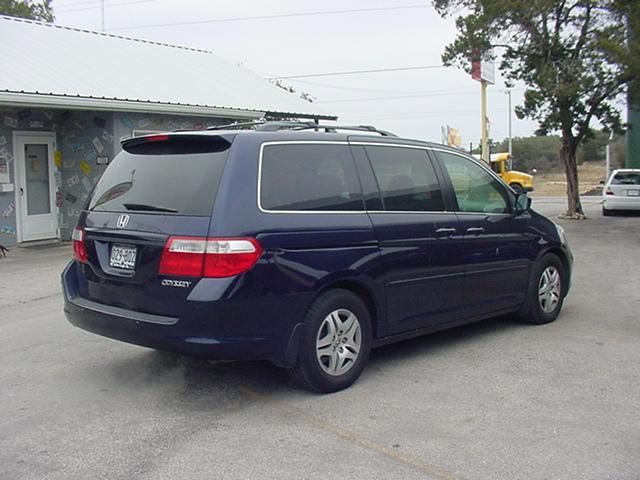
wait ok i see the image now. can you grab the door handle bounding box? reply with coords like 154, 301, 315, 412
435, 227, 457, 237
20, 187, 24, 196
466, 227, 485, 235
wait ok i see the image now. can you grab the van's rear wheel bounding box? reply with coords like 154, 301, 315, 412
289, 289, 372, 393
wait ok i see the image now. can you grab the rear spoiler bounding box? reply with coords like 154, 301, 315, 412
121, 133, 233, 154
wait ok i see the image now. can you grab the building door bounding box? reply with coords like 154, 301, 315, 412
14, 132, 58, 242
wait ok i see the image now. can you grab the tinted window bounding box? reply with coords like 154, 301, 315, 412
439, 152, 510, 214
260, 144, 363, 211
88, 150, 228, 216
611, 172, 640, 185
365, 146, 445, 211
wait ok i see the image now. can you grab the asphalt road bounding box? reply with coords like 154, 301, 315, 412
1, 196, 639, 480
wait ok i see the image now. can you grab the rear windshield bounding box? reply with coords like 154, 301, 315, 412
87, 150, 228, 216
611, 172, 640, 185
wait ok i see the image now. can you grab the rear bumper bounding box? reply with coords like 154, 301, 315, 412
602, 196, 640, 210
62, 262, 304, 367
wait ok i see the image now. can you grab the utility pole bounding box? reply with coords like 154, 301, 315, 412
605, 131, 613, 180
628, 19, 640, 168
101, 0, 105, 32
506, 89, 512, 157
472, 52, 494, 163
481, 79, 489, 163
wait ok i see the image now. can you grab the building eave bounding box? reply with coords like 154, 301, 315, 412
0, 91, 266, 119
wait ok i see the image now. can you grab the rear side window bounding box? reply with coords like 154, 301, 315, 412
88, 149, 228, 216
260, 144, 363, 211
364, 145, 445, 211
611, 172, 640, 185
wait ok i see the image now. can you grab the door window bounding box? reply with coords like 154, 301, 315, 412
365, 146, 445, 211
260, 144, 363, 211
438, 152, 510, 214
24, 144, 51, 215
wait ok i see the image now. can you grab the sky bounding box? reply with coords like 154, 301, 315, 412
51, 0, 541, 147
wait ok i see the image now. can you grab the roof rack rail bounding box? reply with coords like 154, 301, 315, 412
206, 120, 267, 131
205, 120, 397, 137
292, 124, 397, 137
255, 120, 316, 131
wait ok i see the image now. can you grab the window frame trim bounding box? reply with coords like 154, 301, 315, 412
256, 140, 514, 216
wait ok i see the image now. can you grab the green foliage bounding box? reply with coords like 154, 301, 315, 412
0, 0, 54, 22
433, 0, 640, 214
576, 131, 627, 166
496, 136, 562, 172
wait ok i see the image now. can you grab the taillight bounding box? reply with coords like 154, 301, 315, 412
606, 189, 614, 195
158, 237, 262, 278
72, 228, 88, 263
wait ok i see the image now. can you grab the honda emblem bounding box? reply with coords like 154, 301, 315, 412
116, 214, 130, 229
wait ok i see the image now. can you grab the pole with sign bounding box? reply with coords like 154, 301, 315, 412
471, 54, 495, 163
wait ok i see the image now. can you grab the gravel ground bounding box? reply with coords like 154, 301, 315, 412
1, 196, 638, 480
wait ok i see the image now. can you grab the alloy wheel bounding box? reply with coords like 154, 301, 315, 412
316, 308, 362, 376
538, 266, 561, 314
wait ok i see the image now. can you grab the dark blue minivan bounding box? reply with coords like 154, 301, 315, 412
63, 123, 572, 392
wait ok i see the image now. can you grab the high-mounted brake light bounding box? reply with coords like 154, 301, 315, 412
144, 134, 170, 142
72, 228, 88, 263
158, 237, 263, 278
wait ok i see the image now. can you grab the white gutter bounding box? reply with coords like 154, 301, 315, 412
0, 92, 265, 120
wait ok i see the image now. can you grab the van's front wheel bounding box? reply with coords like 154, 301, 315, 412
289, 289, 372, 393
519, 254, 565, 325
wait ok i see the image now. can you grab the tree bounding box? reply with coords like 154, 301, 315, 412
433, 0, 640, 217
0, 0, 54, 22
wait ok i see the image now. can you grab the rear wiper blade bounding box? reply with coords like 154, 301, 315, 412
122, 203, 178, 213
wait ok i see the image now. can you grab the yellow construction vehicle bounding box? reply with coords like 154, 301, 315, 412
490, 153, 534, 193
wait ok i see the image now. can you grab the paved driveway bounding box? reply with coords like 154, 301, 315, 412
1, 196, 638, 480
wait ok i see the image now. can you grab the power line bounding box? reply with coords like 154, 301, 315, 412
316, 89, 477, 104
284, 78, 457, 95
53, 0, 103, 6
350, 107, 510, 121
269, 65, 445, 80
56, 0, 156, 13
107, 4, 430, 31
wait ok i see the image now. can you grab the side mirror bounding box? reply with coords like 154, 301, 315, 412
514, 193, 531, 214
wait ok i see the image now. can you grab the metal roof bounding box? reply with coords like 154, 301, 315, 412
0, 15, 336, 120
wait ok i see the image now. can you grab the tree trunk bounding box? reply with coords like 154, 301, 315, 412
560, 135, 584, 217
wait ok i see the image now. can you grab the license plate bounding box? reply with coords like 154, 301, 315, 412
627, 190, 640, 196
110, 244, 137, 270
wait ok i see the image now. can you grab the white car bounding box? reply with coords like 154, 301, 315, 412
602, 169, 640, 216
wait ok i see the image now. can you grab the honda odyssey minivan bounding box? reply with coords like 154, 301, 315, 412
63, 122, 572, 393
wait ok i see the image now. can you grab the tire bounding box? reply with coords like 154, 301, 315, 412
510, 183, 524, 194
602, 206, 613, 216
519, 254, 565, 325
289, 289, 372, 393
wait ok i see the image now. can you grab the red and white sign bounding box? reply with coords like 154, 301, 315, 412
471, 53, 495, 84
